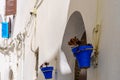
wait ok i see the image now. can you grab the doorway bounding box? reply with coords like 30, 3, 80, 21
60, 11, 87, 80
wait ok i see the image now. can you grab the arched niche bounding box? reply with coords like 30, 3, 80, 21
60, 11, 87, 80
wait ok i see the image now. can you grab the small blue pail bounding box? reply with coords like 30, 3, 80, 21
41, 66, 54, 79
72, 44, 93, 68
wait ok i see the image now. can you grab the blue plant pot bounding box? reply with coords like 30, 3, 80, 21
41, 66, 54, 79
72, 44, 93, 68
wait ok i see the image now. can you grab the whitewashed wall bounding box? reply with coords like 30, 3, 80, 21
69, 0, 120, 80
0, 0, 17, 80
96, 0, 120, 80
0, 0, 120, 80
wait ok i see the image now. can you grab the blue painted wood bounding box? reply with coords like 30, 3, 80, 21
2, 22, 9, 38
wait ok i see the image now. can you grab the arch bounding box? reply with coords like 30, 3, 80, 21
60, 11, 87, 80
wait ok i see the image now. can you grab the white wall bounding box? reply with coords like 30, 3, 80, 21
62, 0, 120, 80
0, 0, 98, 80
69, 0, 120, 80
0, 0, 120, 80
0, 0, 17, 80
15, 0, 70, 80
96, 0, 120, 80
0, 0, 70, 79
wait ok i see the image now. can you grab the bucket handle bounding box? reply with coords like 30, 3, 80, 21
75, 48, 93, 53
42, 70, 54, 72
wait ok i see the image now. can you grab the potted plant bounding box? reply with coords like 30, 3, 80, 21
40, 62, 54, 79
68, 37, 93, 69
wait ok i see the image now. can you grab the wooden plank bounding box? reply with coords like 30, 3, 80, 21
5, 0, 17, 15
74, 32, 87, 80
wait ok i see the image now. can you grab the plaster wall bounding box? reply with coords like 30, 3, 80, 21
95, 0, 120, 80
0, 0, 120, 80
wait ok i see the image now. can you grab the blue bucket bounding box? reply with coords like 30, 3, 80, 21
41, 66, 54, 79
72, 44, 93, 68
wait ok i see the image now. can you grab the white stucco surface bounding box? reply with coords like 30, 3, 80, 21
0, 0, 120, 80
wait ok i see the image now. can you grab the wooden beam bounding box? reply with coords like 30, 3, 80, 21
74, 32, 87, 80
